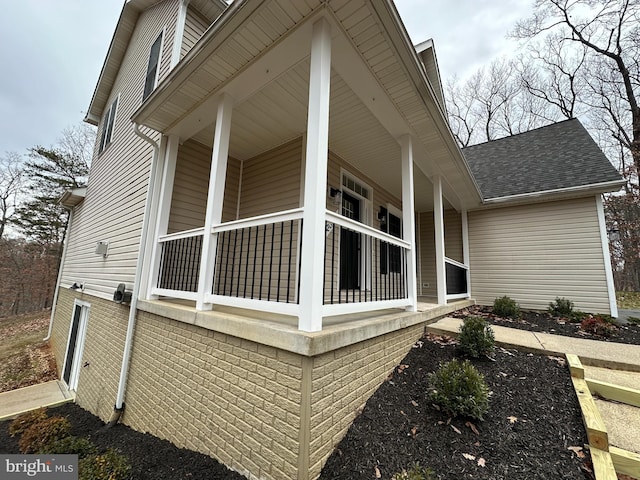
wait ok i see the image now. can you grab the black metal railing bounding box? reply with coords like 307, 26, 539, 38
324, 222, 408, 304
445, 259, 468, 296
157, 234, 203, 292
212, 219, 302, 303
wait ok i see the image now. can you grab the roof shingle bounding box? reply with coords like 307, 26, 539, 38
462, 119, 622, 200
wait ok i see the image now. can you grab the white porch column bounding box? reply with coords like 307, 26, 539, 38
298, 17, 331, 332
400, 135, 417, 312
197, 93, 233, 310
433, 175, 446, 304
461, 209, 471, 296
146, 134, 179, 298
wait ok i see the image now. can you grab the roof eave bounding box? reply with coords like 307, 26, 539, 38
59, 187, 88, 209
478, 179, 626, 208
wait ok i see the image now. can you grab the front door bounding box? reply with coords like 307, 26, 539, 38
62, 302, 89, 391
340, 191, 360, 289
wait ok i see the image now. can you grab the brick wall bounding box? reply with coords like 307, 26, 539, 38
50, 289, 129, 421
308, 323, 424, 478
122, 311, 303, 479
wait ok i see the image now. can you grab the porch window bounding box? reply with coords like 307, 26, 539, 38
143, 33, 163, 101
98, 96, 118, 154
380, 207, 402, 274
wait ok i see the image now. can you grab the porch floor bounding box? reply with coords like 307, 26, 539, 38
137, 297, 473, 356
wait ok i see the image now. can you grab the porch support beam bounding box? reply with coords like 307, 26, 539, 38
400, 135, 417, 312
298, 17, 332, 332
461, 209, 471, 296
147, 134, 179, 298
197, 93, 233, 310
433, 175, 446, 304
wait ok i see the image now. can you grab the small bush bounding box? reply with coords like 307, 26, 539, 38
549, 297, 574, 317
392, 463, 438, 480
628, 316, 640, 326
428, 359, 489, 421
40, 436, 98, 458
458, 316, 495, 358
79, 449, 131, 480
9, 408, 48, 437
493, 296, 520, 318
581, 316, 616, 337
18, 415, 71, 454
568, 310, 587, 323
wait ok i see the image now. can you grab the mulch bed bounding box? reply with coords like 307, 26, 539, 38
0, 403, 246, 480
452, 305, 640, 345
319, 334, 592, 479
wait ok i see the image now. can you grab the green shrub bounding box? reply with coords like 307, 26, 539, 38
568, 310, 587, 323
458, 316, 495, 358
392, 463, 438, 480
428, 359, 489, 421
9, 408, 48, 437
40, 436, 98, 458
79, 449, 131, 480
581, 316, 616, 337
628, 316, 640, 325
492, 296, 520, 317
18, 415, 71, 454
549, 297, 574, 317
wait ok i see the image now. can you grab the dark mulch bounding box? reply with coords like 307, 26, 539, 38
452, 305, 640, 345
319, 334, 592, 480
0, 402, 246, 480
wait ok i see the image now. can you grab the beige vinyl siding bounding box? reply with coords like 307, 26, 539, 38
60, 0, 180, 300
181, 6, 210, 59
468, 196, 611, 314
417, 209, 461, 297
167, 139, 241, 233
238, 138, 303, 218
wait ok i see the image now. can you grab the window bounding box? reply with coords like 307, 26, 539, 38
380, 206, 402, 274
98, 97, 118, 154
143, 33, 163, 101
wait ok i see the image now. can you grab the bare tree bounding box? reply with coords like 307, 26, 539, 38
0, 152, 24, 240
513, 0, 640, 176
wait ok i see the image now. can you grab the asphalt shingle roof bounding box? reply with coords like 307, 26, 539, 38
462, 118, 623, 200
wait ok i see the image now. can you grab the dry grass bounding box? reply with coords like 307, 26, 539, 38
617, 291, 640, 310
0, 311, 58, 393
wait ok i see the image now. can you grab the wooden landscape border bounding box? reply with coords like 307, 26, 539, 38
566, 353, 640, 479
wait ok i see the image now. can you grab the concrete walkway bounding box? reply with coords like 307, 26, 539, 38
0, 380, 74, 421
427, 317, 640, 372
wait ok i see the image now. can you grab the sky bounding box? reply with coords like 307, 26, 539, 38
0, 0, 532, 157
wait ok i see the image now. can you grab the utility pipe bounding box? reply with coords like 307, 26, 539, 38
109, 123, 161, 425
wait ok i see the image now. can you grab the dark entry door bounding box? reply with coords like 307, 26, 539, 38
62, 305, 82, 385
340, 191, 360, 289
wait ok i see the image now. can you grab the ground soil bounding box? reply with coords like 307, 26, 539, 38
451, 305, 640, 345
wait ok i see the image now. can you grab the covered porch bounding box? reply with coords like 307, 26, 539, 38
134, 4, 481, 332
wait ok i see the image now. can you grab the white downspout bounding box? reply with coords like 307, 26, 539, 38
44, 209, 74, 341
110, 123, 161, 422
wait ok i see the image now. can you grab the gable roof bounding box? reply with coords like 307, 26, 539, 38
462, 118, 624, 202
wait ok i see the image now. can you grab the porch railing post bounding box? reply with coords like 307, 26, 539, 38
197, 93, 233, 310
298, 17, 331, 332
400, 135, 417, 311
146, 134, 179, 298
433, 175, 446, 304
461, 209, 471, 297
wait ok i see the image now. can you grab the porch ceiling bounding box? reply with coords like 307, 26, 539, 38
131, 0, 482, 211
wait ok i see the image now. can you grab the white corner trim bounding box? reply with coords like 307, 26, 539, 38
595, 195, 618, 317
171, 0, 189, 69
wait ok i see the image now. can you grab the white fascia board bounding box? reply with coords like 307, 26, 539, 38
479, 179, 627, 207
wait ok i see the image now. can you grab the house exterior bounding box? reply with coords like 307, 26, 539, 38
48, 1, 623, 479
